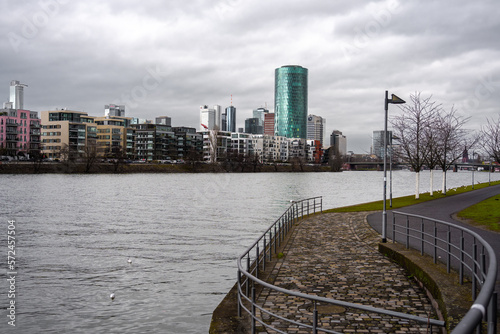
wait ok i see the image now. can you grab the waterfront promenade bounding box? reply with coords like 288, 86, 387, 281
251, 211, 443, 333
212, 185, 500, 333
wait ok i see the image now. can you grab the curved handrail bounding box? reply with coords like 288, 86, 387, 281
237, 198, 446, 333
392, 211, 497, 333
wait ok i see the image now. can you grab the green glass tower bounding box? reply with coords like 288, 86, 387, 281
274, 65, 308, 138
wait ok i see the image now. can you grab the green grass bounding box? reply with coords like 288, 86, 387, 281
456, 194, 500, 231
324, 180, 500, 213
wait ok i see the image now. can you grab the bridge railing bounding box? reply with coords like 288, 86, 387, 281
237, 198, 445, 334
392, 211, 497, 334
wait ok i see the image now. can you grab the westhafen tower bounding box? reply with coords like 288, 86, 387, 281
274, 65, 308, 138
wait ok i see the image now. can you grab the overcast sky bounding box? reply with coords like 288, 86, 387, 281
1, 0, 499, 152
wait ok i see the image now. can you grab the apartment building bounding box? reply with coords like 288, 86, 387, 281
132, 123, 175, 161
40, 110, 97, 160
94, 116, 135, 159
0, 108, 41, 158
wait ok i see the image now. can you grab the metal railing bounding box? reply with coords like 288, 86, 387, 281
237, 198, 445, 334
392, 211, 497, 334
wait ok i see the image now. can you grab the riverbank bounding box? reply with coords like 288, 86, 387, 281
0, 161, 332, 174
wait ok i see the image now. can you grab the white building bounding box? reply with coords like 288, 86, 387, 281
9, 80, 27, 110
307, 114, 326, 147
200, 105, 222, 131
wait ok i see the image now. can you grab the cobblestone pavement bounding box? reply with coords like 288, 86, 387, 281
255, 212, 442, 334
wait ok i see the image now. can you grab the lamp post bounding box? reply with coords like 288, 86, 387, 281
382, 91, 405, 243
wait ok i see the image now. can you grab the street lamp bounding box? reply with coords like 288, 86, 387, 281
382, 91, 405, 243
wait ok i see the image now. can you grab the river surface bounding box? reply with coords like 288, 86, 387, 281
1, 170, 498, 333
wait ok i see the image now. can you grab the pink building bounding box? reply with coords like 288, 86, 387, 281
0, 108, 41, 158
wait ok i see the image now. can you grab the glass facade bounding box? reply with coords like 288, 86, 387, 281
274, 65, 308, 138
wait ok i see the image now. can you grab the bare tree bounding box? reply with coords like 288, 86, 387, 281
434, 107, 477, 194
482, 113, 500, 164
391, 92, 440, 199
207, 126, 220, 164
82, 142, 99, 173
423, 120, 441, 196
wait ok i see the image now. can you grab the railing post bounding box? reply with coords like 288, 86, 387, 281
433, 222, 437, 264
460, 233, 465, 285
237, 269, 242, 317
472, 243, 477, 300
256, 244, 259, 279
251, 286, 256, 334
420, 218, 424, 256
392, 213, 396, 242
246, 254, 251, 296
447, 227, 451, 274
269, 230, 272, 261
274, 225, 277, 254
263, 236, 266, 271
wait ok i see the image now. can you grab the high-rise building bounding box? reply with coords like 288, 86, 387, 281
372, 130, 392, 158
9, 80, 27, 110
245, 118, 262, 134
225, 105, 236, 132
200, 105, 215, 131
274, 65, 308, 139
253, 107, 269, 127
307, 115, 326, 147
214, 105, 222, 130
264, 113, 275, 136
200, 105, 222, 131
330, 130, 347, 156
105, 104, 125, 117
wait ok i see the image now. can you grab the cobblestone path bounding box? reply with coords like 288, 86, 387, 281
255, 212, 441, 334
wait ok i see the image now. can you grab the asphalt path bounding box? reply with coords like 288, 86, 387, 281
367, 183, 500, 312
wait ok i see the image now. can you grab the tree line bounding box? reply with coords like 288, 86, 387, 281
390, 92, 500, 198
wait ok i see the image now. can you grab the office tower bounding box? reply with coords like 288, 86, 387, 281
214, 105, 222, 129
221, 112, 227, 131
274, 65, 308, 138
200, 105, 222, 131
200, 105, 215, 131
264, 113, 275, 136
330, 130, 347, 156
10, 80, 27, 110
307, 115, 326, 147
253, 107, 269, 127
245, 118, 262, 134
225, 105, 236, 132
105, 104, 125, 117
373, 130, 392, 158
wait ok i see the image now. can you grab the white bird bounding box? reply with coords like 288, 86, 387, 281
110, 293, 115, 300
127, 257, 132, 264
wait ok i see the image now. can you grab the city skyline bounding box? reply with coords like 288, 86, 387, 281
2, 1, 499, 153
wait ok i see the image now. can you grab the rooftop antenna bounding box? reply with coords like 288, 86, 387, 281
231, 94, 232, 106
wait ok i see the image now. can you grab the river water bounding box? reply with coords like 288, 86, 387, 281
1, 170, 498, 333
